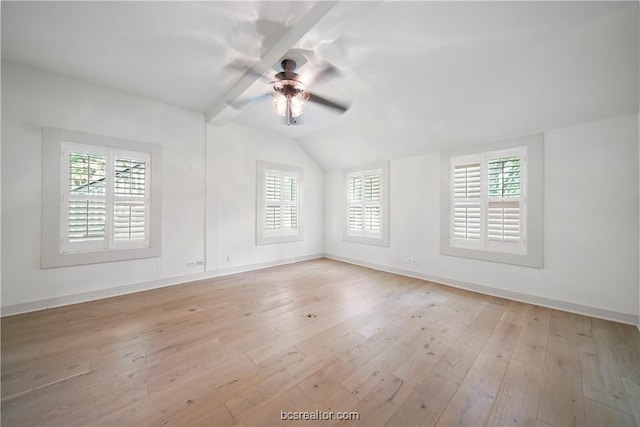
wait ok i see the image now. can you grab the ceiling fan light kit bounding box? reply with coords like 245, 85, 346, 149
232, 57, 349, 126
272, 79, 308, 120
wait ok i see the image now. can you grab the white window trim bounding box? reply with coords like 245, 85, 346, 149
342, 161, 390, 247
440, 133, 544, 268
42, 128, 162, 268
256, 160, 304, 245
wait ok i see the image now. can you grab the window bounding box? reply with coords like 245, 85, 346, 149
440, 134, 543, 268
343, 162, 389, 246
451, 147, 525, 254
256, 161, 303, 244
61, 143, 151, 253
42, 128, 162, 268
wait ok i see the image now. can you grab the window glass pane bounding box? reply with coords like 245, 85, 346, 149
349, 176, 362, 201
115, 158, 146, 197
488, 156, 520, 198
69, 152, 106, 194
364, 175, 381, 201
283, 176, 297, 202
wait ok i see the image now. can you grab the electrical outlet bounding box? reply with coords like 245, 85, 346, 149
195, 260, 204, 266
186, 261, 196, 267
410, 259, 420, 265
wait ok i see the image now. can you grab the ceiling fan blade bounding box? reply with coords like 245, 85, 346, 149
225, 59, 272, 83
230, 93, 271, 110
307, 92, 350, 113
307, 61, 341, 85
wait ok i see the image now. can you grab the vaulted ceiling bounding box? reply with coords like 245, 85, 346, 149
2, 1, 638, 169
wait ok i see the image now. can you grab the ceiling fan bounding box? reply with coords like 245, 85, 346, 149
230, 57, 350, 126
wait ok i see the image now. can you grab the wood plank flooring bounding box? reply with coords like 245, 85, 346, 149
1, 258, 639, 426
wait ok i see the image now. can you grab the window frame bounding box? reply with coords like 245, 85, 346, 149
42, 128, 162, 268
256, 160, 303, 245
440, 134, 544, 268
342, 161, 390, 247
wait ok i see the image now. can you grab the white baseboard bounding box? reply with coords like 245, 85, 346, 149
324, 253, 640, 327
0, 253, 323, 317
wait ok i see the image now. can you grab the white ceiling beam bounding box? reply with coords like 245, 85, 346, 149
206, 1, 339, 124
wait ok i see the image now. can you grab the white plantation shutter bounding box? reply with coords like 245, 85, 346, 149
349, 206, 363, 230
347, 170, 382, 235
450, 148, 526, 254
266, 174, 281, 201
114, 201, 146, 240
262, 169, 299, 237
364, 205, 380, 231
113, 157, 149, 244
65, 151, 107, 251
364, 174, 380, 201
488, 201, 520, 242
61, 143, 151, 253
265, 205, 281, 230
282, 176, 298, 230
487, 155, 523, 247
68, 200, 106, 243
452, 163, 481, 245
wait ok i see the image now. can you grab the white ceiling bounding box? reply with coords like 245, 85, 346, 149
2, 1, 638, 169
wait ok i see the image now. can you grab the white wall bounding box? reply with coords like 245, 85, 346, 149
205, 122, 323, 272
324, 114, 639, 322
1, 62, 207, 311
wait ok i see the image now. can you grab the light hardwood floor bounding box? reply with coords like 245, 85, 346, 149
2, 258, 639, 426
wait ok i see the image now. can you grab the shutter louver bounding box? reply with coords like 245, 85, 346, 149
488, 201, 520, 243
266, 174, 281, 201
283, 205, 297, 229
349, 206, 363, 230
453, 203, 481, 240
114, 201, 146, 240
265, 205, 281, 230
454, 163, 481, 199
453, 163, 481, 242
364, 205, 380, 231
68, 200, 106, 242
